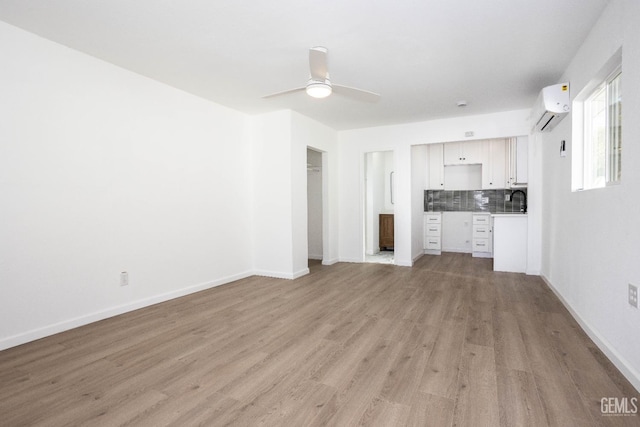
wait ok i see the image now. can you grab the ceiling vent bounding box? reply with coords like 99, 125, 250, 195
533, 83, 570, 132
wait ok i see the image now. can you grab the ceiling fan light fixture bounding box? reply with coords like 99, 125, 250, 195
306, 81, 332, 98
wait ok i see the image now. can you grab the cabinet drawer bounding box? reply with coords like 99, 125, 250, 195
473, 238, 490, 252
425, 223, 441, 236
472, 214, 491, 225
425, 237, 441, 250
425, 213, 442, 224
473, 225, 490, 238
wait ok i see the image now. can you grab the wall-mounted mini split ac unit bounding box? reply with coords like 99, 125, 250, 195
532, 83, 570, 132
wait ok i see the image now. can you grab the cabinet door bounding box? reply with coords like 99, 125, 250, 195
443, 141, 463, 165
379, 214, 394, 250
461, 140, 482, 164
444, 140, 482, 165
482, 139, 507, 189
515, 136, 528, 184
427, 143, 444, 189
507, 137, 528, 187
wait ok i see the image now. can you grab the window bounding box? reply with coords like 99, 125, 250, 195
574, 64, 622, 191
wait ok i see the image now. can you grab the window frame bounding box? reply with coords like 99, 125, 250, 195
571, 49, 622, 192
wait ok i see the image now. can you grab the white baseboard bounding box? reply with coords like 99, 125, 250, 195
308, 254, 323, 260
442, 247, 472, 253
541, 275, 640, 393
338, 257, 364, 263
322, 258, 339, 265
253, 268, 309, 280
292, 268, 310, 279
0, 270, 254, 351
412, 251, 424, 264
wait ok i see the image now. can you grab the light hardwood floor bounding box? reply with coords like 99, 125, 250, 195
1, 253, 638, 426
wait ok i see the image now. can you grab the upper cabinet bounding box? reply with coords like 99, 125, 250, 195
481, 139, 507, 189
444, 141, 482, 165
425, 137, 527, 191
508, 137, 528, 187
427, 143, 444, 189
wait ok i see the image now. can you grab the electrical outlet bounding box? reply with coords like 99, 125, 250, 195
629, 284, 637, 308
120, 271, 129, 287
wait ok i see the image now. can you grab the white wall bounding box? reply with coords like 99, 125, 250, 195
338, 109, 531, 267
540, 0, 640, 390
383, 151, 395, 212
250, 110, 296, 278
411, 145, 427, 261
0, 22, 254, 349
291, 111, 339, 266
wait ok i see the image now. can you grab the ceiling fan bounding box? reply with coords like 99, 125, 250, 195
263, 47, 380, 103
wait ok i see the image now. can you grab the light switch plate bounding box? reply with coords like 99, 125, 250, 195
629, 284, 637, 308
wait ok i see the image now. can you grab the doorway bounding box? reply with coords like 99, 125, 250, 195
364, 151, 395, 264
307, 148, 323, 264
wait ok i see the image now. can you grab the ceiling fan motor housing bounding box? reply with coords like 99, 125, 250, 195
306, 79, 332, 98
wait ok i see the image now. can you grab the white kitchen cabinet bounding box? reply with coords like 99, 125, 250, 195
493, 214, 527, 272
472, 213, 492, 258
481, 139, 507, 189
444, 141, 482, 165
427, 143, 444, 189
508, 136, 528, 187
424, 212, 442, 255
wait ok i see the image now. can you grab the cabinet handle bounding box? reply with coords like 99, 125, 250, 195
390, 171, 394, 205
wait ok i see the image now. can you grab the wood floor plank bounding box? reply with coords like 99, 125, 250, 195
406, 392, 454, 427
379, 325, 434, 405
465, 300, 494, 347
452, 343, 500, 427
493, 309, 531, 372
357, 396, 410, 426
0, 253, 637, 426
419, 318, 467, 399
496, 367, 547, 427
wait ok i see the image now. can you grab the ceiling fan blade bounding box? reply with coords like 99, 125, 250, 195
262, 87, 305, 99
332, 84, 381, 103
309, 47, 328, 81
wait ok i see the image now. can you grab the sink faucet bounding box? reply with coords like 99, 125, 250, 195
510, 190, 527, 213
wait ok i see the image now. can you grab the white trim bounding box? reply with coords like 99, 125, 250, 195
322, 258, 339, 265
541, 274, 640, 393
308, 254, 323, 260
292, 268, 310, 279
339, 257, 364, 263
395, 260, 412, 267
0, 270, 254, 351
253, 268, 309, 280
412, 251, 424, 264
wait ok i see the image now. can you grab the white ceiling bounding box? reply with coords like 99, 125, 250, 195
0, 0, 608, 130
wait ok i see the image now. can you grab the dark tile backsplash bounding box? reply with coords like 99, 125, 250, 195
424, 188, 527, 213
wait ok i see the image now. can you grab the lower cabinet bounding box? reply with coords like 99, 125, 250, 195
472, 213, 493, 258
424, 212, 442, 255
379, 214, 394, 251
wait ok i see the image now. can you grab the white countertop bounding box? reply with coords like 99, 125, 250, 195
492, 213, 527, 217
